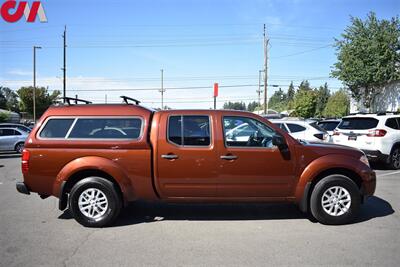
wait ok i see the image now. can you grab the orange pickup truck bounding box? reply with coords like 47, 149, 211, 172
16, 98, 376, 227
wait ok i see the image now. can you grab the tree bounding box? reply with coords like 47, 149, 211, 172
17, 87, 60, 117
287, 82, 295, 102
0, 86, 19, 112
331, 12, 400, 110
0, 111, 9, 122
268, 88, 288, 112
314, 83, 330, 118
223, 101, 246, 110
298, 80, 312, 91
323, 89, 350, 118
293, 89, 317, 118
247, 101, 259, 112
0, 89, 6, 109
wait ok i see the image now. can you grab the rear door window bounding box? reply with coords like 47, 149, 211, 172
68, 118, 142, 139
168, 115, 211, 146
338, 118, 378, 130
39, 119, 74, 138
0, 129, 15, 136
286, 123, 306, 133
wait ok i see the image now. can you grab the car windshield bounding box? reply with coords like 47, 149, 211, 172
338, 117, 378, 130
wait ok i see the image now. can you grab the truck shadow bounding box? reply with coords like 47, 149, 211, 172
58, 196, 394, 227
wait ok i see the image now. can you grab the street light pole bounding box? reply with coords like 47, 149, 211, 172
160, 69, 165, 109
33, 46, 42, 122
257, 70, 264, 112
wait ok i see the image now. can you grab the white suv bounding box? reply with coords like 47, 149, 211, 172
332, 113, 400, 169
271, 119, 329, 143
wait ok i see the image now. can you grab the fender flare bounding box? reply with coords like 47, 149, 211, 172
295, 154, 365, 212
53, 156, 135, 210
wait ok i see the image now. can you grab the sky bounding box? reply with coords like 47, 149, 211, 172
0, 0, 399, 109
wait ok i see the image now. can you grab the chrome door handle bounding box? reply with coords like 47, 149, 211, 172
161, 154, 179, 160
220, 155, 238, 160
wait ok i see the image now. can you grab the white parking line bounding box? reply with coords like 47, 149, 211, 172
378, 170, 400, 177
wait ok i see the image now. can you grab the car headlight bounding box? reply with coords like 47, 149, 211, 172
360, 154, 370, 167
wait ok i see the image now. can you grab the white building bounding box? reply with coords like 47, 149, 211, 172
350, 81, 400, 113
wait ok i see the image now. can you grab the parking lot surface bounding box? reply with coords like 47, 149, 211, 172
0, 152, 399, 267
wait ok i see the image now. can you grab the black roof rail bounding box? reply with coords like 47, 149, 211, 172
62, 97, 92, 105
120, 96, 141, 105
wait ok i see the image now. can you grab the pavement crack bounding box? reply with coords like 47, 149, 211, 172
62, 229, 97, 267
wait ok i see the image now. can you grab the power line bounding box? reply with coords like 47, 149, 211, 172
270, 45, 333, 59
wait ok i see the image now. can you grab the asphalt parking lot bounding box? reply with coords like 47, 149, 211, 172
0, 152, 399, 267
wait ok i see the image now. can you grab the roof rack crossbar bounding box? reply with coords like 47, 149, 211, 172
120, 96, 141, 105
62, 97, 92, 105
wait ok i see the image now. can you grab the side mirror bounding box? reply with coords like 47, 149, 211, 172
272, 134, 287, 148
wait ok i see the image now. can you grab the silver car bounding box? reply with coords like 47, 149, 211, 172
0, 128, 28, 153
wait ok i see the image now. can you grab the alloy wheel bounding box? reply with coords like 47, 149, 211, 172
321, 186, 351, 216
78, 188, 108, 219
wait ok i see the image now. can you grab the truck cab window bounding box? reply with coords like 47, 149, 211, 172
223, 116, 275, 148
168, 115, 210, 146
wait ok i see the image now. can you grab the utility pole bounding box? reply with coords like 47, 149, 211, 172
160, 69, 165, 109
257, 70, 264, 113
62, 25, 67, 102
263, 24, 269, 115
33, 46, 41, 122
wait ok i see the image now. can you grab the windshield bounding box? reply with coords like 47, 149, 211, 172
338, 117, 378, 130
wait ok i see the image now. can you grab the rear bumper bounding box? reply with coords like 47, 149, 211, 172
362, 149, 389, 162
16, 182, 30, 195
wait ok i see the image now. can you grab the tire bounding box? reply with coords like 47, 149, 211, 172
68, 177, 122, 227
310, 175, 360, 225
15, 142, 24, 154
388, 146, 400, 170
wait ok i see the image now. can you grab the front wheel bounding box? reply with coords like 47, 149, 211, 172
310, 175, 360, 225
68, 177, 122, 227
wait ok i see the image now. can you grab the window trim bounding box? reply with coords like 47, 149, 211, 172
37, 116, 144, 141
222, 115, 277, 150
166, 114, 212, 148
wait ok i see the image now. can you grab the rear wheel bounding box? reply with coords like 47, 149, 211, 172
68, 177, 122, 227
15, 142, 24, 154
310, 175, 360, 225
388, 147, 400, 170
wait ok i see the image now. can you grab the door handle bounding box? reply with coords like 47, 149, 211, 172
220, 155, 238, 160
161, 154, 179, 160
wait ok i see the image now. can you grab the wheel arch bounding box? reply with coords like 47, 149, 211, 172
298, 167, 363, 213
53, 156, 135, 210
296, 155, 364, 213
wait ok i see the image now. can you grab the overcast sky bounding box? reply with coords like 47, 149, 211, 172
0, 0, 399, 109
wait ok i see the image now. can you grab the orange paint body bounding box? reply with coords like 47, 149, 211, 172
22, 105, 376, 207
